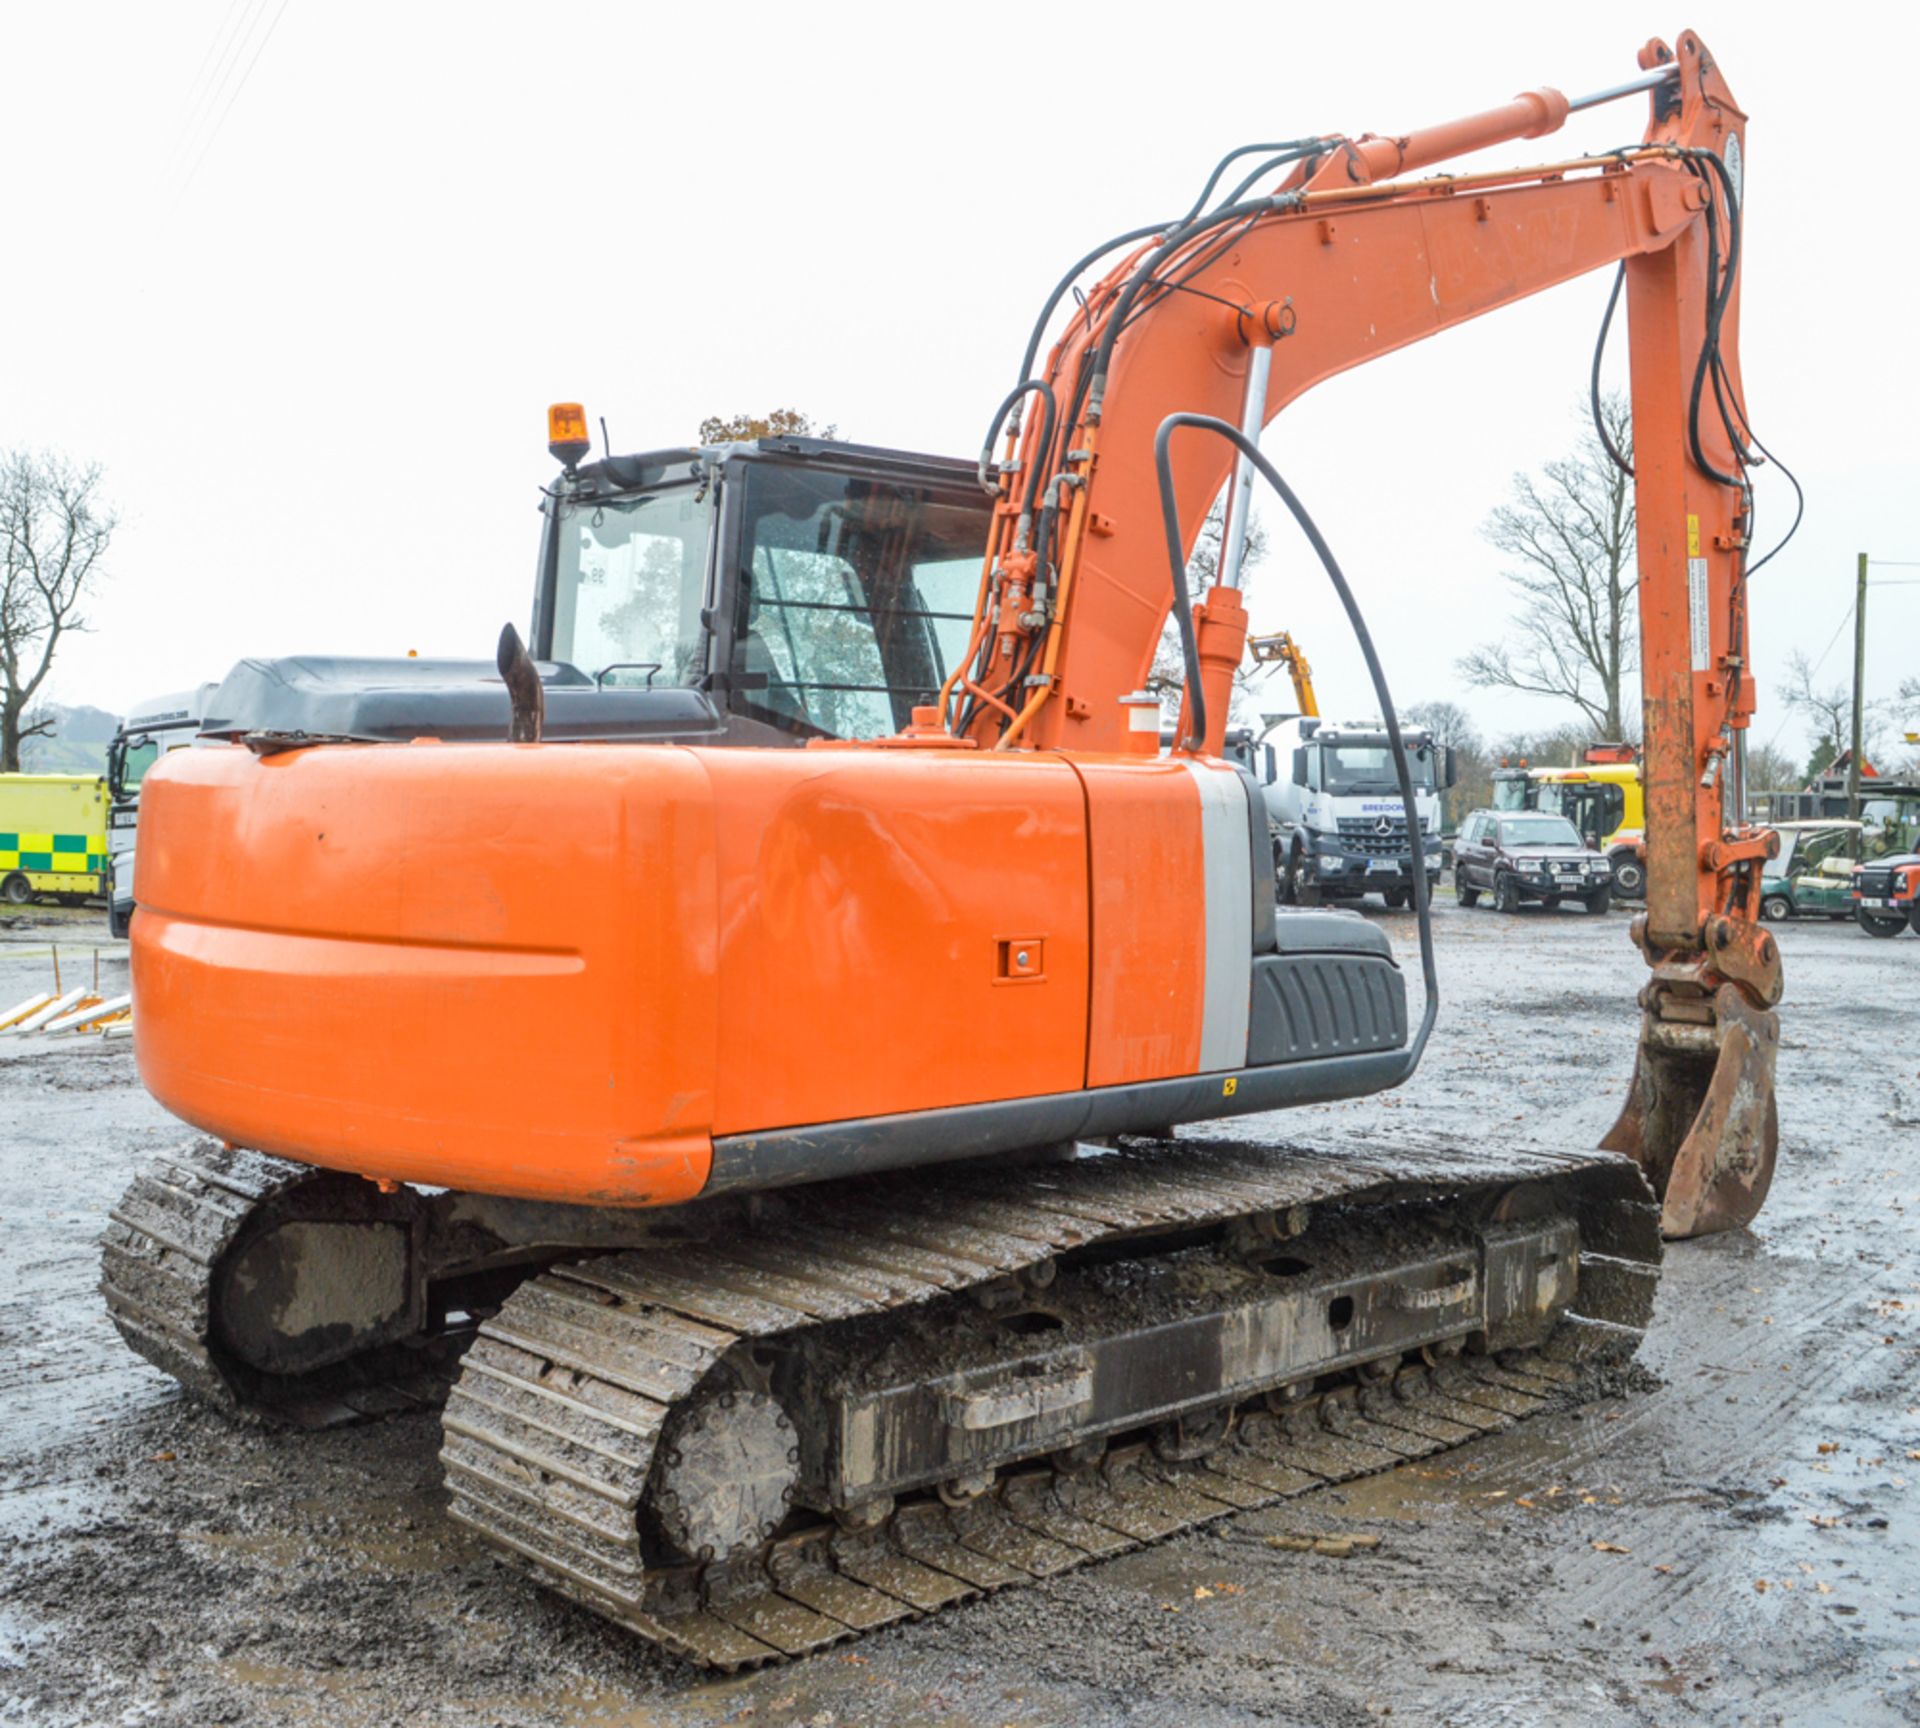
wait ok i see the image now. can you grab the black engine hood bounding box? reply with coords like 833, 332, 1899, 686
200, 655, 725, 748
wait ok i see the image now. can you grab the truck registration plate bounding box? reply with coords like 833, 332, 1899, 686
1862, 898, 1890, 909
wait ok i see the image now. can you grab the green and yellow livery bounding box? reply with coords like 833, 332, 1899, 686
0, 775, 110, 906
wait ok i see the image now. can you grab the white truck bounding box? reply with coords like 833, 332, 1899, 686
1230, 715, 1451, 909
105, 683, 222, 939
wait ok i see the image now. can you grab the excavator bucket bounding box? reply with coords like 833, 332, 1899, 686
1602, 978, 1780, 1240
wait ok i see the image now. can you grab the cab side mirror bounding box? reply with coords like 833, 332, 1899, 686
1443, 747, 1459, 789
1292, 747, 1309, 787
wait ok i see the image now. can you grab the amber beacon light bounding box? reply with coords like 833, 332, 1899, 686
547, 402, 591, 469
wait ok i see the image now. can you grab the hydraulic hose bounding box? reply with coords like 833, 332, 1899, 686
977, 378, 1058, 529
1156, 460, 1208, 756
1589, 265, 1633, 478
1085, 194, 1302, 424
1016, 223, 1172, 390
1011, 139, 1329, 397
1154, 413, 1440, 1079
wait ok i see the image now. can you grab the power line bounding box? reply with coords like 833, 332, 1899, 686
1804, 605, 1853, 681
167, 0, 269, 183
1758, 565, 1920, 755
168, 0, 254, 171
1761, 602, 1853, 753
169, 0, 294, 215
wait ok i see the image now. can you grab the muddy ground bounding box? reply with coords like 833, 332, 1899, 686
1, 895, 1915, 1727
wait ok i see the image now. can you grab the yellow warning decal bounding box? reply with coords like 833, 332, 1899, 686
1222, 1076, 1238, 1097
1686, 514, 1701, 558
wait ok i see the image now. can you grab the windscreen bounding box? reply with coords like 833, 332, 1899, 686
1321, 740, 1438, 794
1491, 775, 1530, 811
1536, 780, 1625, 846
111, 737, 160, 801
729, 462, 990, 740
1860, 798, 1920, 861
1499, 814, 1583, 848
1786, 828, 1861, 876
547, 487, 711, 688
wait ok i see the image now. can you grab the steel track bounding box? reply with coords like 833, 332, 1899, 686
100, 1143, 465, 1426
438, 1137, 1660, 1668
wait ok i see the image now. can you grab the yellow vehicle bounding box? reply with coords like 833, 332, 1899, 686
1491, 751, 1646, 898
1247, 630, 1319, 716
0, 774, 110, 906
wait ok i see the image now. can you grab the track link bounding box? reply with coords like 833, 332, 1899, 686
101, 1143, 462, 1426
441, 1136, 1660, 1668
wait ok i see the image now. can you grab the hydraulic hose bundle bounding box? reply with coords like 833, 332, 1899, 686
1154, 414, 1441, 1080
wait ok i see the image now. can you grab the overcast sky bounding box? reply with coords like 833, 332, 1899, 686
4, 2, 1915, 765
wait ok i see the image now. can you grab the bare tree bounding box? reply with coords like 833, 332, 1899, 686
1778, 647, 1891, 781
1402, 698, 1485, 823
1401, 698, 1479, 754
1742, 740, 1802, 798
0, 451, 116, 772
1494, 725, 1591, 768
1895, 678, 1920, 776
1459, 394, 1637, 738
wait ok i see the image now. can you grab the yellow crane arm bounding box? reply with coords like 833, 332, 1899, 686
1247, 631, 1318, 717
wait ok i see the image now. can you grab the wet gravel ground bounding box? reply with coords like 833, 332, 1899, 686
1, 896, 1916, 1727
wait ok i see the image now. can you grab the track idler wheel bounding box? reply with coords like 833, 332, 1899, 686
652, 1389, 800, 1563
1602, 978, 1779, 1239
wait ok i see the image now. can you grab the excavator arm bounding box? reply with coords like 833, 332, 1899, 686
958, 30, 1779, 1235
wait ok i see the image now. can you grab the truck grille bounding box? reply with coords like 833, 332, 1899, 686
1337, 816, 1410, 857
1857, 869, 1895, 897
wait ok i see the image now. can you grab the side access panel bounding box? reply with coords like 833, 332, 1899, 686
703, 750, 1091, 1133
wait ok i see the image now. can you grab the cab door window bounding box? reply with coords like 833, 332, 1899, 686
729, 462, 989, 739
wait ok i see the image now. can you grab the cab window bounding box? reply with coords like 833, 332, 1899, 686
550, 487, 712, 689
729, 462, 989, 739
111, 738, 161, 801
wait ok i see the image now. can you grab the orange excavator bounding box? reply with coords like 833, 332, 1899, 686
104, 31, 1783, 1667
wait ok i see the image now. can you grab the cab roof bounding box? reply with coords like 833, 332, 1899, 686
563, 436, 980, 501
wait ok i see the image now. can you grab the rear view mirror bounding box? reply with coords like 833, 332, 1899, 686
1444, 747, 1459, 789
1292, 747, 1309, 787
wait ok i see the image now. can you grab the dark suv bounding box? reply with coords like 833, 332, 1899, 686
1453, 809, 1612, 914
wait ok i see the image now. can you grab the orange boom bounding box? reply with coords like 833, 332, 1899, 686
108, 31, 1780, 1667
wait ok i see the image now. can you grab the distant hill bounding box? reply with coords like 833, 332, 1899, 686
18, 703, 121, 776
48, 703, 120, 742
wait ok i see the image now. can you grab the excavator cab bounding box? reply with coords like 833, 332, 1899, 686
531, 437, 994, 746
194, 437, 995, 753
